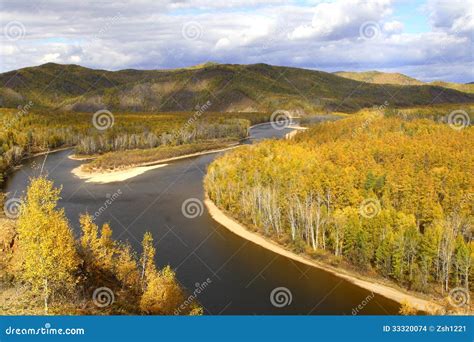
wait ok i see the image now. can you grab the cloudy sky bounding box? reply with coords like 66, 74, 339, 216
0, 0, 472, 82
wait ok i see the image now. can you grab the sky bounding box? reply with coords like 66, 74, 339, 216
0, 0, 473, 82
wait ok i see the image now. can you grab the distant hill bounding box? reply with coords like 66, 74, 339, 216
335, 71, 474, 94
334, 71, 423, 86
1, 63, 473, 113
429, 81, 474, 94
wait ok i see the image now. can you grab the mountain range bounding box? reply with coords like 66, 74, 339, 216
1, 63, 473, 113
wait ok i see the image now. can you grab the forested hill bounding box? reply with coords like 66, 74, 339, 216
335, 71, 474, 94
1, 62, 473, 113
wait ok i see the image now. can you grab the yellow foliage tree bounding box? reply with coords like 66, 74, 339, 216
97, 223, 115, 272
140, 232, 156, 289
79, 214, 100, 256
115, 242, 140, 289
399, 299, 418, 315
139, 266, 186, 315
80, 215, 116, 272
17, 177, 79, 314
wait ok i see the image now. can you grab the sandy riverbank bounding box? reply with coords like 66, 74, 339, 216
72, 163, 169, 183
22, 146, 74, 160
204, 197, 443, 314
68, 154, 97, 161
71, 144, 240, 184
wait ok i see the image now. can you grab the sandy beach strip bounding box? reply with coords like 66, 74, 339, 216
72, 163, 169, 183
204, 197, 443, 314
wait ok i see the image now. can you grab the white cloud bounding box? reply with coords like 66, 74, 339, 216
0, 0, 472, 83
427, 0, 474, 36
383, 20, 404, 34
69, 55, 81, 63
289, 0, 393, 40
40, 53, 60, 63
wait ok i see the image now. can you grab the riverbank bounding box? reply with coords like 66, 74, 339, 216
72, 144, 240, 184
72, 163, 169, 184
24, 146, 74, 160
204, 197, 444, 314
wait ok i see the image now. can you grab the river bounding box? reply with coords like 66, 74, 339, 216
5, 121, 400, 315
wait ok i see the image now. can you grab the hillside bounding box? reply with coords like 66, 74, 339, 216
334, 71, 423, 86
1, 63, 473, 113
429, 81, 474, 94
335, 71, 474, 94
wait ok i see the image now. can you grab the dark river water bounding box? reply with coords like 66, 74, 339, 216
5, 122, 400, 315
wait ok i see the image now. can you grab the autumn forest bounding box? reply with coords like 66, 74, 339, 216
205, 107, 473, 310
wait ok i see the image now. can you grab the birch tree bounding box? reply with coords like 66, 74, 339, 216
17, 177, 79, 314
